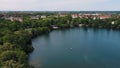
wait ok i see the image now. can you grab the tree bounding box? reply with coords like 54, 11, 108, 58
0, 50, 28, 68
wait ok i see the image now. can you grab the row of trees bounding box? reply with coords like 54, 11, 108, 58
0, 17, 51, 67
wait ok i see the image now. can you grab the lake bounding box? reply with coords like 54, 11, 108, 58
29, 28, 120, 68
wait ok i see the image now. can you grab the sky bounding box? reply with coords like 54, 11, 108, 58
0, 0, 120, 11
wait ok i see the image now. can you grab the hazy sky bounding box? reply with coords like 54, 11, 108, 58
0, 0, 120, 11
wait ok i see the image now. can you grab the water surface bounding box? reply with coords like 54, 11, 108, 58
29, 28, 120, 68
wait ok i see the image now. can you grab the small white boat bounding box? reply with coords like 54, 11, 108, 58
70, 48, 73, 50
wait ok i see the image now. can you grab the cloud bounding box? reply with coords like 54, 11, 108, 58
0, 0, 119, 11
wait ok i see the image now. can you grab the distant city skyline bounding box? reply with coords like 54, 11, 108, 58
0, 0, 120, 11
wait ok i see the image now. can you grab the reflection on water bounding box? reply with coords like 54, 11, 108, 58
29, 28, 120, 68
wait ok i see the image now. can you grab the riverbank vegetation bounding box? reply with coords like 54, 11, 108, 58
0, 12, 120, 68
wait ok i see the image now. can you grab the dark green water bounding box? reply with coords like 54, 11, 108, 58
29, 28, 120, 68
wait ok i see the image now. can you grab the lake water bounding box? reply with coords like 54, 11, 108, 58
29, 28, 120, 68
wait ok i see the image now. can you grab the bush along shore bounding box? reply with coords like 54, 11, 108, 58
0, 14, 120, 68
